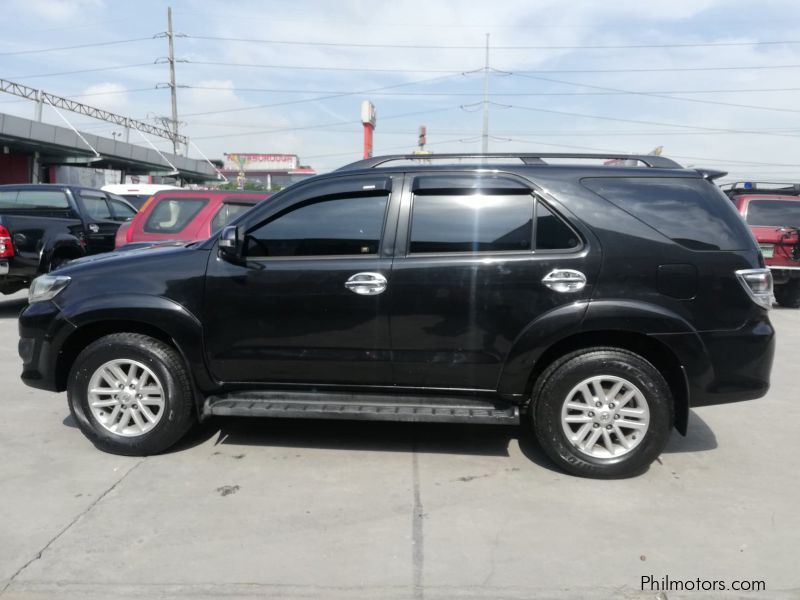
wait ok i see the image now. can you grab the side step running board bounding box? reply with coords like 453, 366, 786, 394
204, 390, 520, 425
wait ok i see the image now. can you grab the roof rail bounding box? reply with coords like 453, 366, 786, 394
720, 181, 800, 196
336, 153, 683, 171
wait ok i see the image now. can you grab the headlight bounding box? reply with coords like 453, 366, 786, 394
28, 275, 71, 304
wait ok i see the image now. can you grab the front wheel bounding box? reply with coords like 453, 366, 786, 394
532, 348, 673, 478
67, 333, 196, 456
774, 279, 800, 308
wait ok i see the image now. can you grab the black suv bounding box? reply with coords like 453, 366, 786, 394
17, 154, 775, 478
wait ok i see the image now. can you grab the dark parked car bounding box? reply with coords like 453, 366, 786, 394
0, 184, 136, 295
721, 182, 800, 307
18, 154, 775, 478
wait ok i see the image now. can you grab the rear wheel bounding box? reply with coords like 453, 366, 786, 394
532, 347, 673, 478
67, 333, 195, 456
774, 279, 800, 308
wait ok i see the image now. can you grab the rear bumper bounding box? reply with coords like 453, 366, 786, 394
18, 300, 75, 392
653, 315, 775, 407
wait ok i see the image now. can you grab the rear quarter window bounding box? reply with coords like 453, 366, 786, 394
582, 177, 751, 251
144, 198, 207, 234
0, 189, 70, 210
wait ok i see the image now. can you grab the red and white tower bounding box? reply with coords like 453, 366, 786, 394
361, 100, 376, 159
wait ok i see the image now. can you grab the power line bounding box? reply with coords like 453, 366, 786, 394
516, 64, 800, 74
0, 36, 154, 56
302, 136, 472, 160
186, 60, 466, 75
479, 137, 800, 168
497, 101, 800, 140
182, 72, 476, 117
190, 106, 462, 140
181, 84, 800, 97
184, 59, 800, 76
507, 71, 800, 115
184, 34, 800, 50
7, 63, 157, 80
0, 86, 158, 105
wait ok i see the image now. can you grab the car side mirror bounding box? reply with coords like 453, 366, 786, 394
219, 225, 243, 263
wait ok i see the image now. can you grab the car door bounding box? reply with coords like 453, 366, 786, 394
203, 174, 400, 386
389, 172, 596, 391
75, 190, 120, 254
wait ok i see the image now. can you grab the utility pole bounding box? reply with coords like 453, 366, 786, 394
166, 6, 180, 155
481, 33, 490, 154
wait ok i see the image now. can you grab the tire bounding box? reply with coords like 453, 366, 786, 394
774, 280, 800, 308
532, 347, 673, 479
67, 333, 195, 456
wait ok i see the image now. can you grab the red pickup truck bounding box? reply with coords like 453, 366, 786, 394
722, 182, 800, 308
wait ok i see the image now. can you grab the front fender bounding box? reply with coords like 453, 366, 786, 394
56, 293, 215, 393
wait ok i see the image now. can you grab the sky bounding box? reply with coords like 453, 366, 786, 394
2, 0, 800, 179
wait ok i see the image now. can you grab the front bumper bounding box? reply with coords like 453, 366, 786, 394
653, 315, 775, 407
18, 300, 76, 392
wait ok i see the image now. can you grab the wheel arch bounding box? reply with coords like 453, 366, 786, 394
54, 295, 214, 412
524, 329, 690, 435
499, 299, 698, 435
39, 234, 85, 273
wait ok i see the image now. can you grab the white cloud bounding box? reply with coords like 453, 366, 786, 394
12, 0, 104, 21
81, 82, 129, 112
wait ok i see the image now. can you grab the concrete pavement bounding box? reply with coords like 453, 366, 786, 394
1, 289, 798, 599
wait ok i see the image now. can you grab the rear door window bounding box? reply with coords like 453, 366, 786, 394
745, 199, 800, 227
144, 197, 208, 234
582, 177, 751, 251
78, 193, 112, 220
409, 193, 534, 253
108, 196, 137, 221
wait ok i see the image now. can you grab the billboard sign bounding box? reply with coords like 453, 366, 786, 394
223, 153, 299, 172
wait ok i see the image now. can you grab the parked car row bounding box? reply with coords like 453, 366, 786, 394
1, 183, 271, 295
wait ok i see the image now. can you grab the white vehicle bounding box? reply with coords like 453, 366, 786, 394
101, 184, 180, 209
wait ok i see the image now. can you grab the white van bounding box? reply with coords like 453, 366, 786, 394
101, 184, 180, 209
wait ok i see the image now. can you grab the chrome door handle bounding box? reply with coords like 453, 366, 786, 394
542, 269, 586, 293
344, 272, 388, 296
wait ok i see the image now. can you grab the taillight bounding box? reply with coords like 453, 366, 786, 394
736, 268, 773, 310
0, 224, 13, 258
126, 222, 134, 243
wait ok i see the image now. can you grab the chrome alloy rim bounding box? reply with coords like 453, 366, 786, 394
560, 375, 650, 458
87, 359, 165, 437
